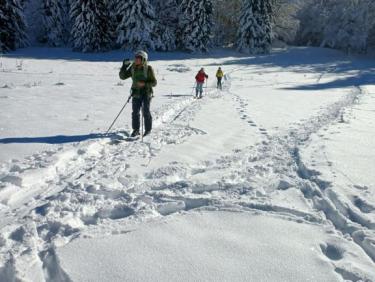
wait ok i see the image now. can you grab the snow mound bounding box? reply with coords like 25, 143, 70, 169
166, 64, 191, 73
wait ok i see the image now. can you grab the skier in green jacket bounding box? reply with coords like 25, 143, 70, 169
119, 50, 157, 137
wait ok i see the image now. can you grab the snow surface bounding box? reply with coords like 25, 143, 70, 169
0, 47, 375, 281
58, 211, 345, 282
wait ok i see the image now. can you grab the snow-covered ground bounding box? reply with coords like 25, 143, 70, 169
0, 47, 374, 281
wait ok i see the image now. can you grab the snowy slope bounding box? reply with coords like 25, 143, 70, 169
0, 47, 375, 281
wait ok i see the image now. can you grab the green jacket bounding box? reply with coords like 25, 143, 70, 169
119, 61, 157, 98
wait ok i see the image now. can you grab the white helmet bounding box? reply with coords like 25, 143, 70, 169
135, 50, 148, 61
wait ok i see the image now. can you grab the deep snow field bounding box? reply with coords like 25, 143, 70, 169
0, 47, 375, 281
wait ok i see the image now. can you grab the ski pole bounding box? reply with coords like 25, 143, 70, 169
191, 82, 196, 97
105, 91, 133, 135
141, 103, 144, 142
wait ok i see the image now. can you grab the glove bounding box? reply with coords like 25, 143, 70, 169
122, 59, 132, 68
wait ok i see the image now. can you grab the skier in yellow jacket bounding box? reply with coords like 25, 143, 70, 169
216, 67, 224, 90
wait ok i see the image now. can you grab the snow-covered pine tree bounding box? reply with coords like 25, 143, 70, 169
237, 0, 272, 54
40, 0, 70, 47
152, 23, 177, 51
179, 0, 213, 52
70, 0, 112, 52
108, 0, 121, 48
154, 0, 179, 28
153, 0, 179, 50
109, 0, 121, 25
237, 0, 258, 53
257, 0, 272, 52
0, 0, 28, 52
116, 0, 158, 51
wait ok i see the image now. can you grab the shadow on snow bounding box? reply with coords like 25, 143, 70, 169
2, 47, 245, 62
214, 47, 375, 90
0, 132, 118, 144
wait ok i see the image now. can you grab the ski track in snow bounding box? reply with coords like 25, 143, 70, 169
1, 55, 375, 281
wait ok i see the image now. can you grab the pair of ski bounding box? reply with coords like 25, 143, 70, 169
194, 96, 203, 99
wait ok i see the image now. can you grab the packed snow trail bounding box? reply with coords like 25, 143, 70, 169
1, 47, 375, 281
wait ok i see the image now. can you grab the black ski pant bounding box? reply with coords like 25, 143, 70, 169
217, 77, 222, 89
132, 95, 152, 132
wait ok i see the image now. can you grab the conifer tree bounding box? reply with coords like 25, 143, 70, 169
155, 0, 179, 29
257, 0, 272, 52
108, 0, 121, 47
237, 0, 272, 54
179, 0, 213, 52
116, 0, 157, 51
153, 0, 179, 50
70, 0, 112, 52
40, 0, 70, 47
0, 0, 28, 52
